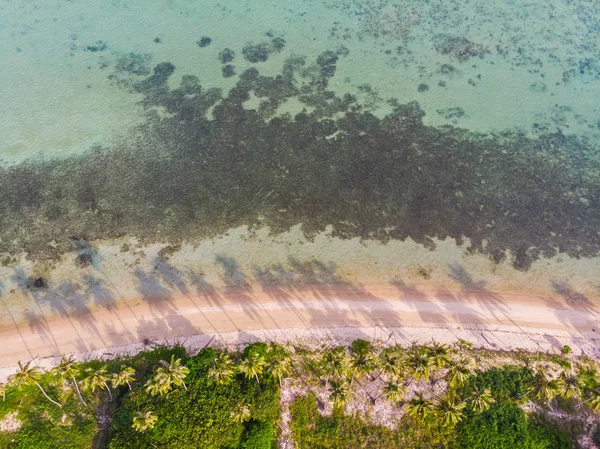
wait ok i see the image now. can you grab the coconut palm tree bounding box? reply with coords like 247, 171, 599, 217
378, 347, 403, 379
348, 339, 376, 383
320, 347, 350, 387
381, 381, 405, 403
239, 351, 267, 384
230, 403, 251, 423
528, 371, 558, 403
586, 392, 600, 411
9, 361, 61, 407
557, 372, 584, 399
132, 410, 158, 432
163, 356, 190, 391
470, 387, 495, 413
112, 365, 136, 391
83, 366, 113, 401
329, 379, 350, 409
270, 354, 292, 387
436, 396, 466, 427
454, 339, 473, 352
208, 353, 236, 386
407, 347, 433, 382
427, 343, 451, 369
145, 356, 190, 396
144, 374, 169, 397
445, 358, 471, 388
52, 355, 87, 406
406, 393, 434, 421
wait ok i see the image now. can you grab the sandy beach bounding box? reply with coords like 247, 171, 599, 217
1, 280, 599, 380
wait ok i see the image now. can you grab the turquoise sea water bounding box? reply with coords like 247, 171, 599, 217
0, 0, 599, 323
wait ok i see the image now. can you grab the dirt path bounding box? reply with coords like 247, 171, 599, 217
0, 283, 599, 371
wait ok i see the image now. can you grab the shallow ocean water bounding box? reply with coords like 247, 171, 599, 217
0, 0, 599, 325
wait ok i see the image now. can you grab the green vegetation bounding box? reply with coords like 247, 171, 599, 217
0, 340, 598, 448
109, 345, 279, 448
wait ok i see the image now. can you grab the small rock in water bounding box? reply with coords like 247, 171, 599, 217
197, 36, 212, 48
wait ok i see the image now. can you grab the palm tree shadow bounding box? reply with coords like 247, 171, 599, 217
0, 280, 35, 359
545, 281, 600, 344
391, 279, 450, 327
216, 255, 263, 322
251, 257, 396, 333
447, 263, 508, 319
133, 268, 197, 340
151, 257, 190, 295
83, 274, 117, 311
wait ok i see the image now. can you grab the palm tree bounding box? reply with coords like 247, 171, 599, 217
586, 392, 600, 411
52, 355, 87, 406
378, 347, 403, 379
132, 410, 158, 432
112, 365, 136, 391
436, 396, 466, 427
83, 366, 113, 401
208, 353, 236, 386
329, 379, 350, 409
454, 339, 473, 352
239, 351, 267, 384
557, 372, 584, 399
406, 393, 434, 421
164, 356, 190, 391
528, 371, 558, 403
445, 358, 471, 388
270, 354, 292, 387
144, 374, 169, 397
470, 387, 495, 413
348, 339, 376, 383
9, 361, 61, 407
145, 356, 190, 396
320, 347, 350, 386
381, 381, 405, 403
427, 343, 451, 369
230, 403, 251, 423
407, 347, 433, 382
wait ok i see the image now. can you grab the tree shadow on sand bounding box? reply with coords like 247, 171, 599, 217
251, 257, 396, 343
133, 268, 197, 342
545, 281, 600, 336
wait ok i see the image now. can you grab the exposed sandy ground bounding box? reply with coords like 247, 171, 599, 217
1, 281, 599, 381
0, 229, 599, 379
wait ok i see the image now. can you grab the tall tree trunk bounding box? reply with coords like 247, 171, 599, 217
103, 382, 113, 401
35, 381, 62, 407
71, 376, 87, 406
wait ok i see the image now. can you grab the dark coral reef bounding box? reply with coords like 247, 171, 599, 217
0, 51, 598, 271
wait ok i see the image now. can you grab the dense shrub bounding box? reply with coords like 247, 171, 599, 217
109, 349, 279, 449
462, 365, 534, 400
240, 420, 275, 449
456, 402, 569, 449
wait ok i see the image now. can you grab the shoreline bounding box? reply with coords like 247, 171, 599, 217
1, 283, 598, 381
